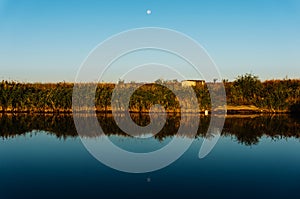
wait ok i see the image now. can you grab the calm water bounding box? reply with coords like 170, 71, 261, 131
0, 114, 300, 199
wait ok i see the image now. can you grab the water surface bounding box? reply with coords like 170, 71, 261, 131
0, 114, 300, 199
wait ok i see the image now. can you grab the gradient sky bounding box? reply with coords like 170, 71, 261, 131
0, 0, 299, 82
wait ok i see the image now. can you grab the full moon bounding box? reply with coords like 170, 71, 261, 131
146, 9, 152, 15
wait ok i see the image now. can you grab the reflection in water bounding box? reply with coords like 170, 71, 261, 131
0, 113, 299, 146
1, 113, 300, 199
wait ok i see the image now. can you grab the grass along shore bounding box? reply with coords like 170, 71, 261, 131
0, 74, 299, 114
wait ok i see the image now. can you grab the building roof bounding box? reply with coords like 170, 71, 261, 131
182, 80, 205, 82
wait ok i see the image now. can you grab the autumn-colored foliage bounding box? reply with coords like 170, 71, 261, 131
0, 74, 299, 113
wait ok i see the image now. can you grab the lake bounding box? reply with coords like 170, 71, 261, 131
0, 114, 300, 199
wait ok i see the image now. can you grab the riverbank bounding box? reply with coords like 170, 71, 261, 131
0, 74, 299, 114
0, 105, 295, 115
224, 105, 291, 114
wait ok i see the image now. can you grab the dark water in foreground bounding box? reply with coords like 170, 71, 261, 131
0, 114, 300, 199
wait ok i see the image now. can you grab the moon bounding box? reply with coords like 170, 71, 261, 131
146, 9, 152, 15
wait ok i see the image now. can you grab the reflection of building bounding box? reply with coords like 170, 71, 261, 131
181, 80, 205, 87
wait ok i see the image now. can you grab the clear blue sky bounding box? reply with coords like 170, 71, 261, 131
0, 0, 299, 82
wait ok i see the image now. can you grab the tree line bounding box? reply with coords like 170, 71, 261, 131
0, 73, 299, 113
224, 73, 300, 113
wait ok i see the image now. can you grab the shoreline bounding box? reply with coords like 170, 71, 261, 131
0, 106, 296, 115
1, 78, 299, 116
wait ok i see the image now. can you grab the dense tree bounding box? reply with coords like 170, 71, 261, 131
232, 73, 262, 105
0, 75, 299, 113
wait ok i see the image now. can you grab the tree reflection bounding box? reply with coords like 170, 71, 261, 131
0, 113, 299, 146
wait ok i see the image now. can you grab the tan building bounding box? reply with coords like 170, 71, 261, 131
181, 80, 205, 87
